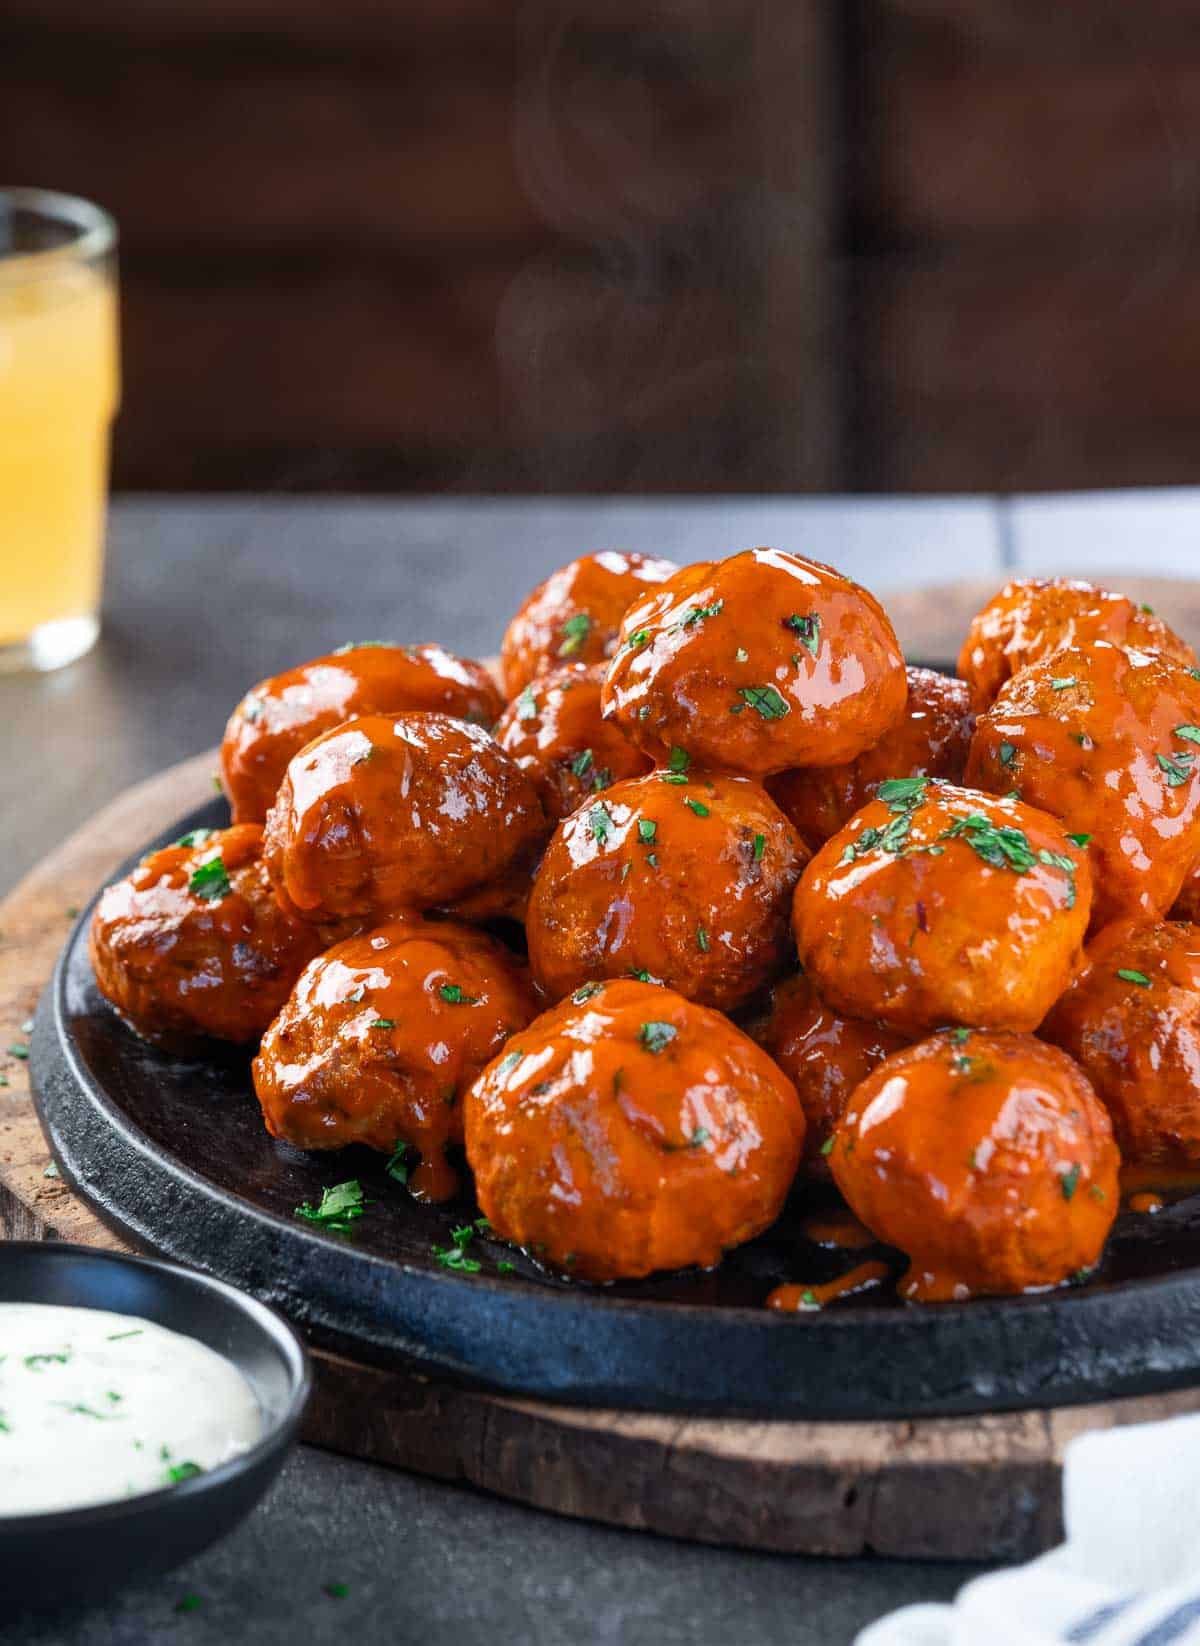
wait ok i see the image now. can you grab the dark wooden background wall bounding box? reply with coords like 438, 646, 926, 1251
3, 0, 1198, 495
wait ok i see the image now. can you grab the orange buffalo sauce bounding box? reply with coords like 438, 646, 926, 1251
798, 1210, 876, 1251
1119, 1165, 1200, 1212
767, 1260, 890, 1313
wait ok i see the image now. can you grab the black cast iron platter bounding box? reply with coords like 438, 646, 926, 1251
29, 795, 1200, 1420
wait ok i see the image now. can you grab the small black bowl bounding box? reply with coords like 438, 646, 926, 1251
0, 1242, 310, 1611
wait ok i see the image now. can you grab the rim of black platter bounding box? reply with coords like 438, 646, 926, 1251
29, 793, 1200, 1420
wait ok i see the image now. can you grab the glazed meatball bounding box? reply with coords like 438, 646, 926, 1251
794, 780, 1092, 1035
253, 919, 536, 1201
90, 823, 323, 1047
500, 550, 679, 697
221, 643, 503, 823
493, 662, 652, 820
958, 576, 1196, 711
750, 971, 907, 1177
769, 667, 974, 847
526, 769, 807, 1013
1043, 919, 1200, 1169
465, 978, 805, 1280
830, 1031, 1118, 1300
263, 712, 547, 927
601, 548, 906, 776
965, 643, 1200, 929
1173, 859, 1200, 922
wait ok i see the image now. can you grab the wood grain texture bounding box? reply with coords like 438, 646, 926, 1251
6, 602, 1200, 1559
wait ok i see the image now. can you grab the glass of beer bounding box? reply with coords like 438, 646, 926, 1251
0, 189, 119, 672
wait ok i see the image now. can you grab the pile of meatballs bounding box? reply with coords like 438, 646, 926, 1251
90, 548, 1200, 1304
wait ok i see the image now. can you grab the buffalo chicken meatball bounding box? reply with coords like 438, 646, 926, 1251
526, 770, 807, 1013
90, 824, 323, 1047
1043, 919, 1200, 1169
493, 662, 651, 820
965, 643, 1200, 929
769, 667, 974, 847
221, 643, 503, 823
831, 1031, 1118, 1300
500, 550, 679, 698
465, 978, 806, 1280
601, 548, 906, 777
750, 971, 907, 1176
253, 919, 536, 1201
958, 576, 1196, 711
263, 712, 547, 927
794, 780, 1092, 1035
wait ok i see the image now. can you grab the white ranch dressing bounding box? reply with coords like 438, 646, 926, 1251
0, 1303, 262, 1516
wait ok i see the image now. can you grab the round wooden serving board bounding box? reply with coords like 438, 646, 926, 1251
6, 574, 1200, 1562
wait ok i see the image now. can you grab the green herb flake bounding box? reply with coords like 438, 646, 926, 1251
939, 813, 1036, 873
950, 1028, 971, 1044
625, 628, 651, 652
1117, 968, 1152, 987
557, 612, 593, 658
1060, 1164, 1081, 1202
497, 1051, 523, 1077
572, 981, 605, 1003
784, 613, 821, 658
188, 854, 231, 902
515, 685, 538, 722
877, 776, 929, 811
294, 1179, 367, 1237
1050, 677, 1078, 691
696, 925, 710, 953
684, 797, 710, 817
737, 684, 790, 720
998, 742, 1017, 768
439, 984, 480, 1006
385, 1141, 412, 1184
637, 819, 657, 845
1067, 832, 1092, 847
1158, 751, 1196, 788
174, 828, 217, 849
107, 1329, 142, 1342
166, 1461, 203, 1483
432, 1223, 482, 1274
589, 802, 614, 846
24, 1352, 69, 1371
638, 1021, 678, 1055
819, 1137, 836, 1157
752, 833, 766, 862
497, 1261, 516, 1275
371, 1018, 396, 1030
570, 748, 595, 780
679, 600, 724, 629
7, 1043, 29, 1061
324, 1583, 350, 1600
1176, 725, 1200, 745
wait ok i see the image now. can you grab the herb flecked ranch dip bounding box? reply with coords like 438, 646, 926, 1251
0, 1303, 262, 1516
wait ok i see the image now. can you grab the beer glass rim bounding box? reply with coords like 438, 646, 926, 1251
0, 187, 116, 275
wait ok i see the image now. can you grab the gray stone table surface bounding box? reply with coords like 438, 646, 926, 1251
2, 488, 1181, 1645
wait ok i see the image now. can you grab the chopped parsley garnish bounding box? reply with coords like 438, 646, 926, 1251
690, 1127, 710, 1147
637, 819, 657, 845
497, 1261, 516, 1275
1159, 750, 1196, 787
385, 1141, 412, 1184
174, 828, 217, 849
294, 1180, 367, 1236
1117, 968, 1152, 987
24, 1352, 69, 1371
819, 1137, 835, 1157
439, 984, 479, 1006
784, 613, 821, 658
668, 746, 690, 775
497, 1051, 524, 1076
188, 853, 231, 902
432, 1223, 482, 1274
752, 833, 766, 861
736, 684, 790, 720
7, 1043, 29, 1060
588, 803, 614, 846
324, 1583, 350, 1601
677, 600, 724, 629
1050, 677, 1078, 691
628, 969, 654, 983
515, 685, 538, 722
939, 814, 1036, 873
1067, 832, 1092, 847
877, 776, 929, 810
638, 1021, 677, 1054
371, 1018, 396, 1030
950, 1027, 971, 1044
684, 797, 710, 818
660, 771, 689, 786
165, 1461, 203, 1483
998, 742, 1017, 768
696, 925, 710, 953
625, 628, 651, 652
1060, 1164, 1081, 1202
572, 982, 605, 1003
570, 749, 595, 780
55, 1402, 111, 1420
557, 612, 593, 658
106, 1329, 142, 1342
1176, 725, 1200, 745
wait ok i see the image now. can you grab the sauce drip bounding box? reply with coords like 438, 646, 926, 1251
798, 1211, 876, 1251
767, 1260, 890, 1313
1127, 1192, 1165, 1215
1119, 1165, 1200, 1210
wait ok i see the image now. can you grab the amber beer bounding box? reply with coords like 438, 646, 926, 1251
0, 191, 119, 671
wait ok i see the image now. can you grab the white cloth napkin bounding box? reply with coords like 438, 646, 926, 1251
858, 1412, 1200, 1646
